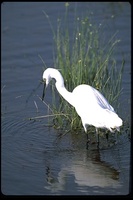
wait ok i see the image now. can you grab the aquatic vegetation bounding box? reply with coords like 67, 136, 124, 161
41, 3, 124, 133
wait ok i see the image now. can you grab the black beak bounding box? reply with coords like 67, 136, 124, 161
42, 79, 46, 101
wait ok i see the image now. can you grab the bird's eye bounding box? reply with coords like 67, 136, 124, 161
42, 78, 46, 83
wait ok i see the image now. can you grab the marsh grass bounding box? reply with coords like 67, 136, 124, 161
42, 4, 124, 133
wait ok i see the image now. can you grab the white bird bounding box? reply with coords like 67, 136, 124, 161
42, 68, 122, 148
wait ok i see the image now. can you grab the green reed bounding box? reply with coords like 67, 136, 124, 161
42, 4, 124, 132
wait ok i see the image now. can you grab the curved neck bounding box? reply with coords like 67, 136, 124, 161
56, 83, 74, 106
49, 69, 74, 106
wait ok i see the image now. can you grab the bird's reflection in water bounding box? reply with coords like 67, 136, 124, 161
44, 148, 121, 193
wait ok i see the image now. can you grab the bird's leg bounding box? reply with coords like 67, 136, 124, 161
106, 132, 108, 141
96, 128, 99, 148
86, 133, 90, 150
106, 132, 110, 147
84, 124, 90, 150
114, 131, 118, 144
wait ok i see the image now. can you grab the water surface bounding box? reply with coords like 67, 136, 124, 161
1, 2, 131, 195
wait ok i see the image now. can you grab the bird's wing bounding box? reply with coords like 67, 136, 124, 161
91, 86, 115, 112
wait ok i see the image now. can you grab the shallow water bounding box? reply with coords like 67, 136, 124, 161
1, 2, 131, 195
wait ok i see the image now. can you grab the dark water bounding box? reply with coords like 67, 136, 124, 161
1, 2, 131, 195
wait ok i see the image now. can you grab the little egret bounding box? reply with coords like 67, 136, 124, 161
42, 68, 122, 148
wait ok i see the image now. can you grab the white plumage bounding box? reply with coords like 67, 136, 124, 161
42, 68, 122, 146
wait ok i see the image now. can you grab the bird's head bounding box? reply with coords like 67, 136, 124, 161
42, 68, 52, 86
41, 68, 53, 101
41, 68, 63, 101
